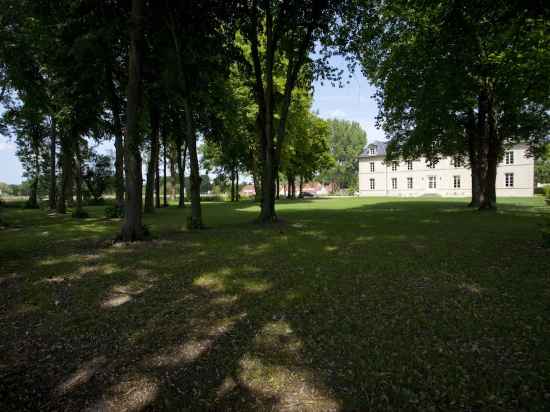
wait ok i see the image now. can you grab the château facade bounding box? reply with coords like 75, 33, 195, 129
358, 141, 534, 197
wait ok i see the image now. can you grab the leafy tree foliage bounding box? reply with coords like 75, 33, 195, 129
536, 144, 550, 184
83, 153, 114, 203
318, 119, 366, 190
239, 0, 347, 222
280, 92, 333, 198
347, 0, 550, 209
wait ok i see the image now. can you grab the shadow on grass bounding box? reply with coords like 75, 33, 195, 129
1, 198, 549, 410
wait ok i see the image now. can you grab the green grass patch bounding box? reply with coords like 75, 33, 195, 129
1, 197, 549, 411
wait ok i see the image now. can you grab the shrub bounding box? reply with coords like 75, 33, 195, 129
105, 204, 124, 218
543, 186, 550, 199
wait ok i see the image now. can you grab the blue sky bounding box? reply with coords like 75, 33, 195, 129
0, 56, 383, 184
312, 56, 383, 143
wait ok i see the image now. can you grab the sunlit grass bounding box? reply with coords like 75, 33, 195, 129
0, 196, 549, 411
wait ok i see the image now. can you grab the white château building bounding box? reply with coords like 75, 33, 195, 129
358, 141, 534, 197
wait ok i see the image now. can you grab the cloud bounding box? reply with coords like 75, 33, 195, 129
0, 141, 16, 152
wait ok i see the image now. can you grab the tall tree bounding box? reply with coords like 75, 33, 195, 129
318, 119, 366, 191
144, 104, 160, 213
240, 0, 342, 222
160, 0, 238, 228
120, 0, 146, 241
348, 0, 550, 209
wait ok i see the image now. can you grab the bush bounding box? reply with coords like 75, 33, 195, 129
543, 186, 550, 199
105, 204, 124, 218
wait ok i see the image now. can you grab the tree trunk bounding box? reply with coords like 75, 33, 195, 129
259, 155, 276, 221
478, 87, 498, 211
120, 0, 145, 241
236, 169, 239, 201
57, 134, 73, 214
230, 168, 235, 201
299, 176, 303, 197
107, 65, 125, 210
466, 109, 481, 207
27, 143, 40, 209
253, 172, 261, 202
182, 97, 202, 228
276, 174, 280, 200
66, 165, 74, 207
73, 139, 86, 217
177, 142, 187, 208
48, 120, 57, 210
155, 151, 160, 208
28, 177, 38, 208
163, 131, 167, 207
286, 175, 292, 199
144, 105, 160, 214
114, 115, 125, 210
169, 151, 177, 200
470, 160, 482, 207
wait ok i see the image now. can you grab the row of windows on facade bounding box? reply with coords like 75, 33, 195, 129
368, 173, 515, 190
367, 151, 515, 172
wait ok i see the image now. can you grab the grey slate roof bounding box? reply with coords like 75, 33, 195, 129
359, 141, 388, 158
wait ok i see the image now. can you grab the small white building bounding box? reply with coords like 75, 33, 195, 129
358, 141, 534, 197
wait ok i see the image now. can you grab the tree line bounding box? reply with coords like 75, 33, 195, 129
0, 0, 547, 241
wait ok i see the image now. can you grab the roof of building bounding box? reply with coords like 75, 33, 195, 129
359, 141, 388, 158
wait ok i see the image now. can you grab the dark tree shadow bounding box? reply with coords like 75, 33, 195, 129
1, 198, 549, 411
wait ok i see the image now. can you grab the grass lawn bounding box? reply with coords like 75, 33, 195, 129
1, 197, 549, 411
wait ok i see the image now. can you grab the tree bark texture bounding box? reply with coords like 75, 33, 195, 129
120, 0, 145, 241
48, 120, 57, 210
144, 105, 160, 213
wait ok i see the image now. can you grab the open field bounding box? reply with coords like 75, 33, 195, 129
1, 197, 549, 411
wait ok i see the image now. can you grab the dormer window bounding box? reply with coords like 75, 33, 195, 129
369, 146, 376, 155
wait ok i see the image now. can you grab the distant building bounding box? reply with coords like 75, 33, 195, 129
240, 185, 256, 197
358, 141, 534, 197
239, 182, 335, 197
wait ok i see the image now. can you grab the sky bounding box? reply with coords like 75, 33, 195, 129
0, 56, 384, 185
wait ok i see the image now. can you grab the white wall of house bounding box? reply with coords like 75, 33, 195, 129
358, 144, 534, 197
